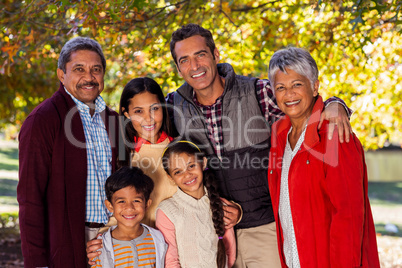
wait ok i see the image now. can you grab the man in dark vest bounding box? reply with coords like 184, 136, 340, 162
166, 24, 352, 267
18, 37, 119, 268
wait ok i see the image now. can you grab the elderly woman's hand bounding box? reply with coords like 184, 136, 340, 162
319, 102, 352, 143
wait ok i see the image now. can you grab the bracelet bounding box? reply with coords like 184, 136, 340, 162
230, 200, 243, 225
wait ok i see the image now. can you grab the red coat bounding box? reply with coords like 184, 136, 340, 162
268, 96, 380, 268
17, 83, 119, 267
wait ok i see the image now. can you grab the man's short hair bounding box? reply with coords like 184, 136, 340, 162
58, 37, 106, 73
170, 23, 216, 65
105, 166, 154, 202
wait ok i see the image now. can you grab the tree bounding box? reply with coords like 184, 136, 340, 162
1, 0, 401, 149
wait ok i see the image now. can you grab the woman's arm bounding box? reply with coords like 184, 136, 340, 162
156, 209, 181, 267
223, 227, 236, 267
324, 130, 366, 267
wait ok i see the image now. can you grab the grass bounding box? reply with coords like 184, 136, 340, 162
0, 147, 18, 171
367, 182, 402, 205
375, 223, 402, 237
0, 143, 19, 216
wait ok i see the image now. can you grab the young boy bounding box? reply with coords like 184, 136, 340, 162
91, 166, 167, 268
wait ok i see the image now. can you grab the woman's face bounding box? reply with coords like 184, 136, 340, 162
273, 68, 319, 123
124, 91, 163, 143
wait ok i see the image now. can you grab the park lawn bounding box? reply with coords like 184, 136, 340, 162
0, 143, 19, 216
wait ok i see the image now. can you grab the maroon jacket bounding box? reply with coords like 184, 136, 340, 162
268, 96, 380, 268
17, 83, 119, 267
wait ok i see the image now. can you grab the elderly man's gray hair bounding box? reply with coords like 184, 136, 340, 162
58, 37, 106, 73
268, 47, 318, 90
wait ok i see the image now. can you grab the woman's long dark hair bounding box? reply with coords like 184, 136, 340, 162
162, 141, 227, 268
118, 77, 173, 168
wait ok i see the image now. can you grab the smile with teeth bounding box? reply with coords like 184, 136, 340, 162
184, 178, 196, 185
192, 72, 206, 78
122, 215, 137, 219
142, 124, 156, 131
285, 100, 301, 106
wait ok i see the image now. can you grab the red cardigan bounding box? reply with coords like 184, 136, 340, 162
17, 83, 119, 268
268, 96, 380, 268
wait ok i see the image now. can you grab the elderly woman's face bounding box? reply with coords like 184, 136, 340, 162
274, 68, 319, 122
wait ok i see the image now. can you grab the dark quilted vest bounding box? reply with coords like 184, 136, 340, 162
173, 63, 274, 229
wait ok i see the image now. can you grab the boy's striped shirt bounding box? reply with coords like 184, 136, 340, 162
92, 227, 156, 267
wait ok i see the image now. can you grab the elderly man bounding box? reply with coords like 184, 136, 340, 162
17, 37, 119, 268
166, 24, 353, 267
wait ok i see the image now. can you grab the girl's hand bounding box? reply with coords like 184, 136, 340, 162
221, 197, 242, 229
87, 234, 103, 265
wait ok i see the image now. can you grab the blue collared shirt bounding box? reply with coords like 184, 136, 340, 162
65, 88, 112, 224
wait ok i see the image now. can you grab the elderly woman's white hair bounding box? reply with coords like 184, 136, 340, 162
268, 47, 319, 91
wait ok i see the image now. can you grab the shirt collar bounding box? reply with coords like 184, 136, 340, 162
192, 90, 223, 107
64, 87, 106, 114
133, 131, 173, 153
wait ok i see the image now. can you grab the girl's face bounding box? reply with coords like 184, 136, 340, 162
124, 91, 163, 143
167, 153, 207, 199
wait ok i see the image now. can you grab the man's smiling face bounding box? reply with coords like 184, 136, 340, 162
57, 50, 105, 106
174, 35, 221, 93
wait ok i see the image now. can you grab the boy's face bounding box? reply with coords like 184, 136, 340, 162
105, 186, 151, 229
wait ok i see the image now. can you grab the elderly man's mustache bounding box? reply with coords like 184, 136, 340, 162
78, 82, 99, 88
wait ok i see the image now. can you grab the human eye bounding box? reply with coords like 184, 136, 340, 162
117, 200, 125, 204
93, 66, 102, 73
197, 53, 206, 58
188, 163, 196, 170
134, 109, 142, 114
74, 67, 84, 72
179, 58, 188, 65
151, 106, 160, 111
276, 86, 285, 92
173, 170, 181, 176
294, 82, 303, 88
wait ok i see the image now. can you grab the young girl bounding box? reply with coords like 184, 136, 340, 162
156, 141, 236, 268
118, 77, 176, 227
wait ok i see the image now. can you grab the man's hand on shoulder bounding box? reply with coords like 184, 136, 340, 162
319, 102, 352, 143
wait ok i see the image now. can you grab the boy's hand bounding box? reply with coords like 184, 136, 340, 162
87, 234, 103, 266
221, 197, 242, 229
319, 102, 352, 143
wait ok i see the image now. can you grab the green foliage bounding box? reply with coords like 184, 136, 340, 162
0, 211, 18, 228
0, 0, 401, 149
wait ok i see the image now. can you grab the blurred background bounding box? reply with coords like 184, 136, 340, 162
0, 0, 401, 267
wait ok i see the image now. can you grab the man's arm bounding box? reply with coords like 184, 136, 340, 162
320, 98, 353, 143
256, 79, 352, 142
221, 197, 242, 229
165, 91, 179, 137
17, 111, 55, 267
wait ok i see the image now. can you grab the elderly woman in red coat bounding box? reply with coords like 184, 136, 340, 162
267, 47, 380, 268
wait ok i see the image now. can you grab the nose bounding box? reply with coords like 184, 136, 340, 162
184, 168, 193, 178
190, 58, 199, 71
126, 201, 135, 210
143, 110, 153, 123
284, 86, 295, 96
83, 70, 95, 81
